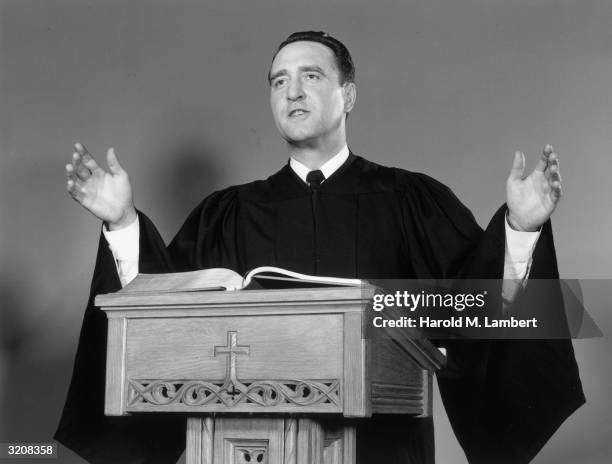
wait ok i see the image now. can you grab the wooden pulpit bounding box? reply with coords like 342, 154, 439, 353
95, 286, 445, 464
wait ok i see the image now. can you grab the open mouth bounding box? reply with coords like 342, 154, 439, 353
289, 109, 309, 117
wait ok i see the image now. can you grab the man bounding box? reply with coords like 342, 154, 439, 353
58, 31, 584, 463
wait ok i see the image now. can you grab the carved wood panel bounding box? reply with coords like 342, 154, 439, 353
127, 378, 341, 411
230, 440, 267, 464
213, 418, 283, 464
186, 417, 356, 464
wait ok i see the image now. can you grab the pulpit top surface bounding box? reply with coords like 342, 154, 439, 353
96, 285, 377, 311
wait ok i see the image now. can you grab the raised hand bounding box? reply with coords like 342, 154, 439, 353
506, 144, 562, 232
65, 143, 137, 230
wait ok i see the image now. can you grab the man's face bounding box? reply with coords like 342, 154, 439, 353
269, 41, 351, 148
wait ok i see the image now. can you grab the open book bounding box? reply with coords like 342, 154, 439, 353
120, 266, 363, 293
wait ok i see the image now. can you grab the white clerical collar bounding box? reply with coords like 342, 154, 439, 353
289, 145, 350, 184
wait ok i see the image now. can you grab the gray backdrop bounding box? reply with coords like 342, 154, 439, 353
1, 0, 611, 462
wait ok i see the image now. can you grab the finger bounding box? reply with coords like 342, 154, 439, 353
66, 162, 77, 179
65, 163, 87, 184
66, 178, 76, 194
66, 178, 85, 202
71, 151, 84, 168
544, 152, 561, 183
73, 143, 101, 173
80, 150, 100, 172
549, 180, 562, 203
106, 147, 125, 175
547, 164, 561, 183
74, 142, 92, 157
72, 152, 92, 181
535, 144, 554, 172
548, 152, 560, 173
74, 142, 99, 172
66, 171, 84, 190
543, 144, 554, 156
508, 151, 525, 181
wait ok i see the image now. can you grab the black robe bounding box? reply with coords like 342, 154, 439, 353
55, 153, 584, 464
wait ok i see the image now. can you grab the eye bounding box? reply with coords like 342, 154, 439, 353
272, 77, 287, 89
304, 72, 320, 81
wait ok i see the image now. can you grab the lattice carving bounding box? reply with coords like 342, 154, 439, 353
128, 378, 341, 408
235, 446, 266, 463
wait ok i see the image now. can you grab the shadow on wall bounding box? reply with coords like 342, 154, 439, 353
147, 138, 229, 235
0, 279, 29, 440
0, 278, 73, 449
0, 139, 226, 462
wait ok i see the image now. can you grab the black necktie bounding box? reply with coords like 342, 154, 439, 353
306, 170, 325, 273
306, 170, 325, 190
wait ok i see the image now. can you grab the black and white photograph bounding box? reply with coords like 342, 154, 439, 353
1, 1, 611, 463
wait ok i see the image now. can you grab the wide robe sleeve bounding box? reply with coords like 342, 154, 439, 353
399, 172, 585, 464
54, 187, 243, 464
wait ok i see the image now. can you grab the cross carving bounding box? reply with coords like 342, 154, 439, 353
214, 331, 250, 386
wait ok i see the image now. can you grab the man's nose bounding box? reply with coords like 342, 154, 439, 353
287, 79, 305, 101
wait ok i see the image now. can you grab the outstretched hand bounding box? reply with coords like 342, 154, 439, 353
65, 143, 137, 230
506, 144, 562, 232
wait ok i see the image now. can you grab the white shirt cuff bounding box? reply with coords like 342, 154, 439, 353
502, 215, 541, 307
504, 216, 540, 277
102, 216, 140, 261
102, 216, 140, 286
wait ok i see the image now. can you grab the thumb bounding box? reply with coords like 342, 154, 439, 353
106, 147, 125, 175
508, 151, 525, 181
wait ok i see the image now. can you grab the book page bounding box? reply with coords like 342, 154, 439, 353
243, 266, 362, 288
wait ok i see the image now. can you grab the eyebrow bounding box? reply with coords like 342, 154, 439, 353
268, 65, 327, 84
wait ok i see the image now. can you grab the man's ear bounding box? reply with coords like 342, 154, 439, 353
342, 82, 356, 114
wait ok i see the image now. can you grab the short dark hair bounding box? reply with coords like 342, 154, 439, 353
270, 31, 355, 85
